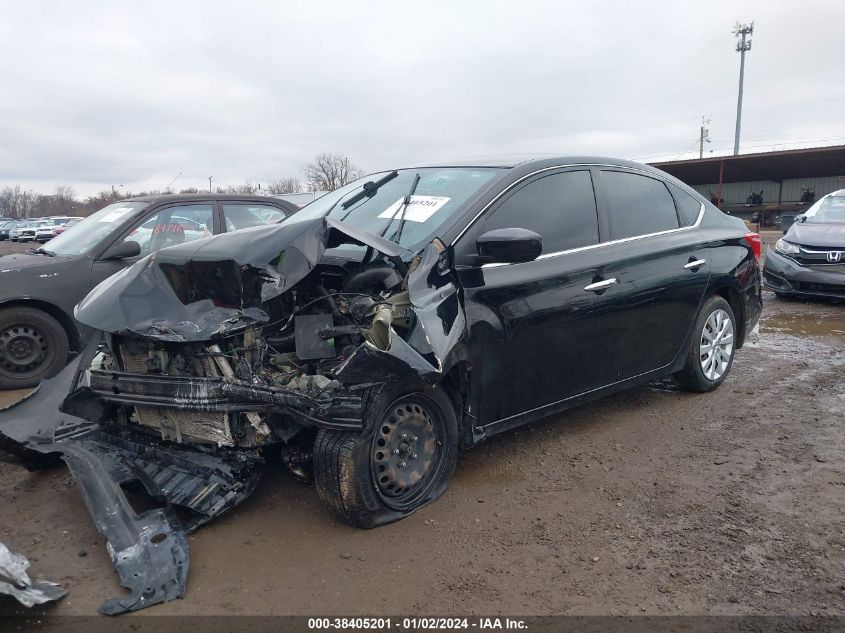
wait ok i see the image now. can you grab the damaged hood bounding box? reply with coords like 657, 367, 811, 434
75, 217, 412, 342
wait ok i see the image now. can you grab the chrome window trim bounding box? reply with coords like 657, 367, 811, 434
453, 163, 705, 269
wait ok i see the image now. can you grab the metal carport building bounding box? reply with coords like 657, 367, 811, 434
650, 145, 845, 224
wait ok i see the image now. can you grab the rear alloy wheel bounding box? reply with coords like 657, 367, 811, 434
314, 381, 458, 528
674, 296, 737, 393
0, 307, 69, 389
699, 308, 734, 381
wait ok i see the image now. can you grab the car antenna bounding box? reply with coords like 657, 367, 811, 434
386, 172, 420, 244
144, 171, 182, 209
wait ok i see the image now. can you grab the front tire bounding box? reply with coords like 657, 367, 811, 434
314, 380, 459, 528
0, 307, 69, 389
674, 296, 737, 393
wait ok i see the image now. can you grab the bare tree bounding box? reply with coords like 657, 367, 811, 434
219, 181, 259, 195
0, 185, 40, 218
303, 153, 362, 192
266, 177, 302, 195
54, 185, 75, 203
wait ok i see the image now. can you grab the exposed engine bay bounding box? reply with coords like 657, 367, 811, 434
82, 257, 416, 451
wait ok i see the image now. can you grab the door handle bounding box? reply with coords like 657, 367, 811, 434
584, 278, 617, 292
684, 259, 706, 270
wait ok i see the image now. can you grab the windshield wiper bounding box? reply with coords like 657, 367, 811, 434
30, 247, 55, 257
380, 172, 420, 241
339, 171, 399, 213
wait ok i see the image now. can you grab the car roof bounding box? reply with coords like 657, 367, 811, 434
120, 193, 299, 215
395, 154, 653, 171
124, 193, 292, 203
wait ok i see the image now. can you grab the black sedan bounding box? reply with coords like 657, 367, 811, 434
0, 194, 298, 388
763, 189, 845, 299
0, 156, 761, 614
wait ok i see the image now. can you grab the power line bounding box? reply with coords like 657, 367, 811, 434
638, 136, 845, 163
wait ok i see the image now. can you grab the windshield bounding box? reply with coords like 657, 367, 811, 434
44, 202, 148, 256
294, 168, 501, 250
804, 191, 845, 223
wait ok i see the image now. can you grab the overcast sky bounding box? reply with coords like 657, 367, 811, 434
1, 0, 843, 197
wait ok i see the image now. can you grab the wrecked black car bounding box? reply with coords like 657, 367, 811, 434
0, 157, 762, 614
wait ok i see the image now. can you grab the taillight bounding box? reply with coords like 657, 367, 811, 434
744, 232, 762, 262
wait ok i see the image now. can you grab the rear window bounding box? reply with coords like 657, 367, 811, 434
667, 183, 703, 226
601, 170, 680, 240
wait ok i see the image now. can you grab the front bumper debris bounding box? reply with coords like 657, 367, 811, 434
0, 542, 66, 608
84, 369, 364, 430
0, 359, 262, 615
52, 434, 189, 615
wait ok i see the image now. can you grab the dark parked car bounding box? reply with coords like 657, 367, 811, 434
0, 156, 761, 614
0, 219, 14, 240
0, 194, 297, 388
764, 189, 845, 299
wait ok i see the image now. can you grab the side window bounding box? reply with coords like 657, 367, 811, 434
601, 171, 680, 240
222, 204, 287, 231
666, 182, 703, 226
482, 170, 599, 253
124, 204, 214, 257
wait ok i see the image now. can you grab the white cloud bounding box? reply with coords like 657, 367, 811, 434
1, 0, 843, 197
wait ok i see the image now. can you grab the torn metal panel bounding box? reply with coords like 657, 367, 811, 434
0, 358, 93, 470
100, 432, 262, 526
73, 217, 412, 343
0, 542, 66, 608
406, 241, 468, 370
335, 241, 468, 384
49, 435, 190, 615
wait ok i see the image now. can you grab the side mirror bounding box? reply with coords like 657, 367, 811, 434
476, 228, 542, 264
101, 240, 141, 260
794, 214, 807, 224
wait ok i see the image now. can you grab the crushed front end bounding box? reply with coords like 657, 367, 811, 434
0, 217, 466, 614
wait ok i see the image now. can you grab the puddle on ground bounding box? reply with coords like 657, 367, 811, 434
760, 310, 845, 345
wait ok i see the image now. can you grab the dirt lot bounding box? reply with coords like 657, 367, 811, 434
0, 234, 843, 617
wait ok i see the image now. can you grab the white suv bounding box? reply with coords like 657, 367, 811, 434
35, 217, 82, 242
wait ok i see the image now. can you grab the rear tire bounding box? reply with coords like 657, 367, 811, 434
314, 380, 459, 528
0, 307, 69, 389
674, 296, 737, 393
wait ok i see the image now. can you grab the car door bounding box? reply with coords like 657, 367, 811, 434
454, 168, 608, 425
90, 203, 217, 289
589, 169, 710, 382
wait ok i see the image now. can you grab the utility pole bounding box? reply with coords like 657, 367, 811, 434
208, 176, 213, 193
733, 21, 754, 155
699, 116, 711, 159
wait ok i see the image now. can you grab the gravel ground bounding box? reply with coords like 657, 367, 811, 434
0, 233, 843, 617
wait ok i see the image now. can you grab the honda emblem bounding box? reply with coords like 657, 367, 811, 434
827, 251, 843, 263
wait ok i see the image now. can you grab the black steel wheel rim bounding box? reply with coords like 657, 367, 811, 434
0, 322, 50, 378
370, 394, 447, 511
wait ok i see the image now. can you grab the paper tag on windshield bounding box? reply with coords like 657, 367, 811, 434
377, 196, 451, 223
100, 207, 135, 222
